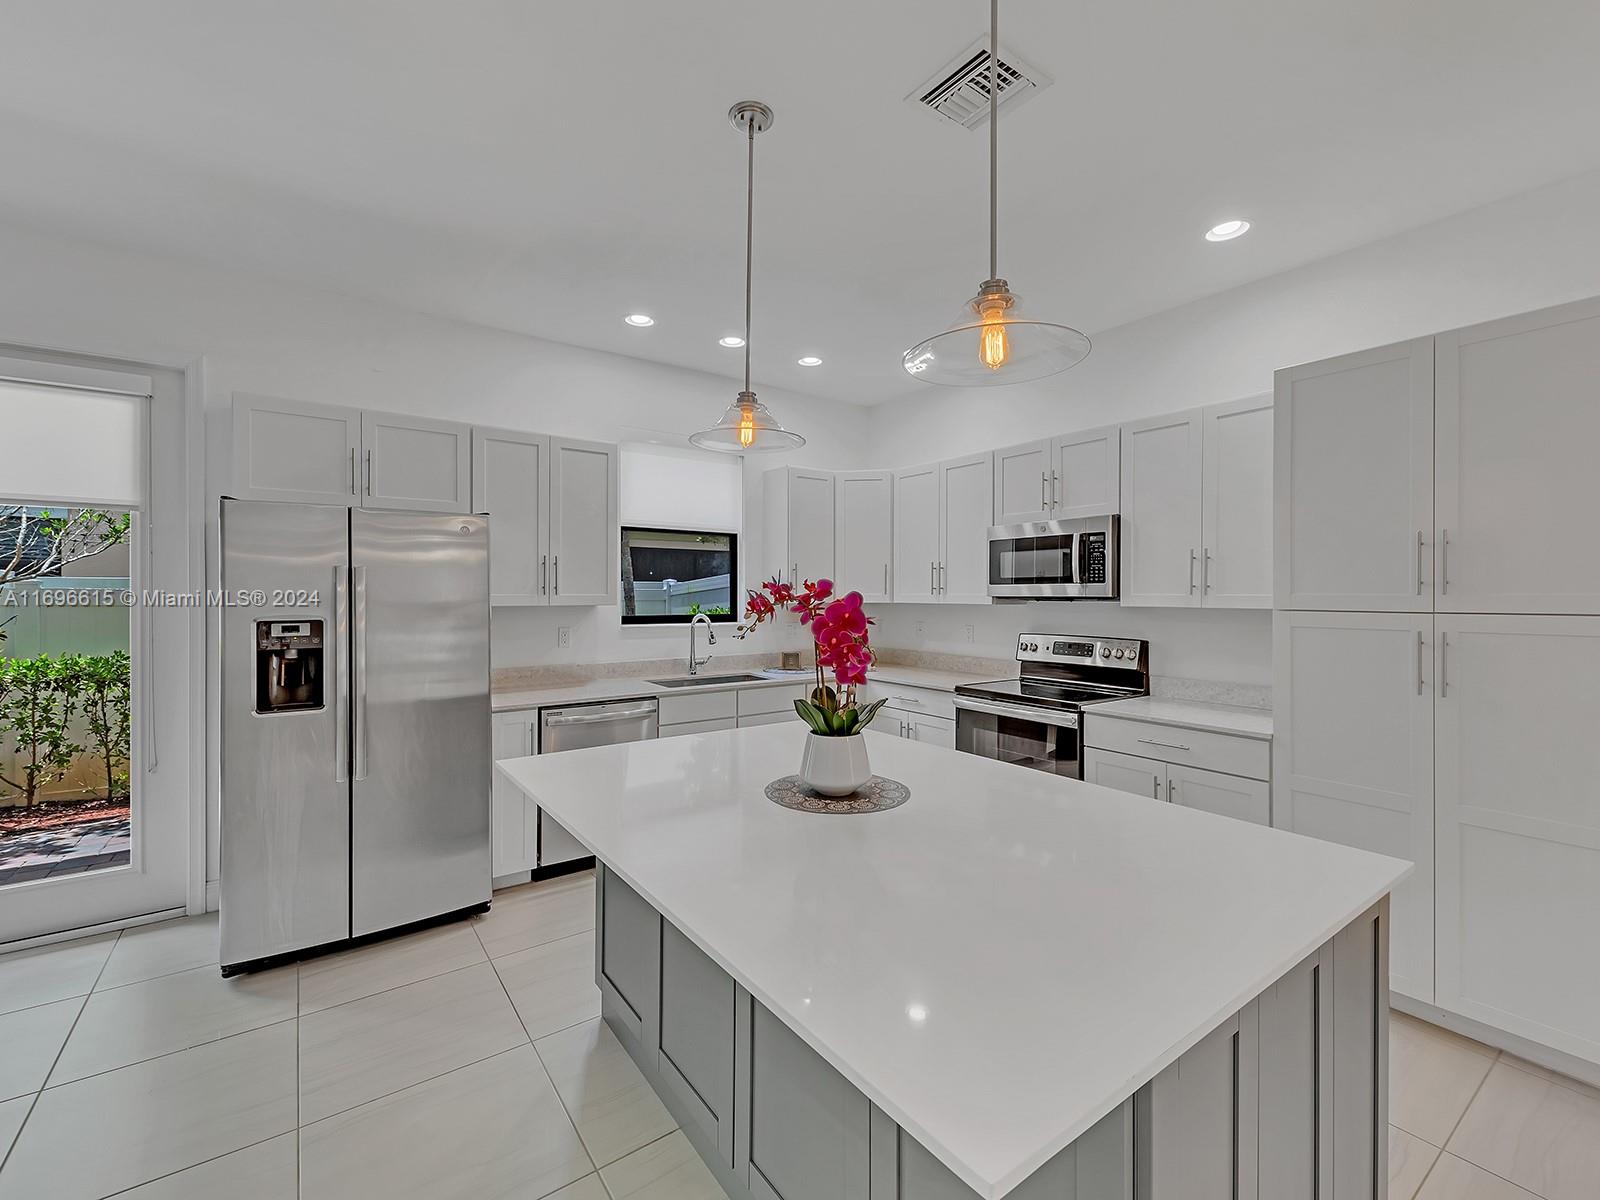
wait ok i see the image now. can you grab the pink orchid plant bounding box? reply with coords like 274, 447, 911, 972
735, 577, 887, 737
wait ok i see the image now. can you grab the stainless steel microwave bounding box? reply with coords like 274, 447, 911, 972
986, 514, 1119, 600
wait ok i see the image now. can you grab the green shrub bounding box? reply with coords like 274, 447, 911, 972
0, 654, 83, 806
62, 651, 132, 801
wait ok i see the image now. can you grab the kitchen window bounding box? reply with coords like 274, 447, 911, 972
620, 527, 738, 624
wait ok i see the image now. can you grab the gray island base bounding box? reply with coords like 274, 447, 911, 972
594, 863, 1389, 1200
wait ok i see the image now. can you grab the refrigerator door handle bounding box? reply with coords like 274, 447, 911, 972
353, 564, 369, 781
333, 566, 351, 783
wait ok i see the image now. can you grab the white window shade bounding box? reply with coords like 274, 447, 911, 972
0, 380, 144, 507
620, 443, 741, 532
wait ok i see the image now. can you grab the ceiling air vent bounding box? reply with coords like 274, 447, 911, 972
908, 36, 1051, 130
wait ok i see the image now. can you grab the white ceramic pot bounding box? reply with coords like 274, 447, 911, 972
799, 732, 872, 796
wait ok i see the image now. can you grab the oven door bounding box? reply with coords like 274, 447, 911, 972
954, 697, 1082, 778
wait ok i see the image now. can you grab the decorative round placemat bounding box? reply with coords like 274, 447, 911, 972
764, 775, 911, 814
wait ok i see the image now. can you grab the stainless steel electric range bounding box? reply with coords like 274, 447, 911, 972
954, 634, 1150, 779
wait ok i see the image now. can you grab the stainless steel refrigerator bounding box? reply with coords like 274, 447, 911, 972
220, 500, 491, 974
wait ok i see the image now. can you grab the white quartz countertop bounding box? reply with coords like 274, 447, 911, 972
1089, 696, 1274, 739
491, 663, 991, 713
497, 726, 1407, 1198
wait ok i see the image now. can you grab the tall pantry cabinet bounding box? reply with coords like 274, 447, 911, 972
1274, 295, 1600, 1071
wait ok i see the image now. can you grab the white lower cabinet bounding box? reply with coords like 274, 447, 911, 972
1082, 748, 1269, 825
1274, 610, 1434, 1004
1434, 615, 1600, 1065
663, 716, 738, 738
1084, 746, 1165, 801
1169, 763, 1270, 826
490, 712, 537, 877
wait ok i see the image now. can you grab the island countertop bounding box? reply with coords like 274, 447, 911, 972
497, 725, 1409, 1198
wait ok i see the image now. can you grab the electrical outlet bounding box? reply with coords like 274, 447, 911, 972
557, 626, 571, 648
914, 620, 927, 638
963, 624, 975, 644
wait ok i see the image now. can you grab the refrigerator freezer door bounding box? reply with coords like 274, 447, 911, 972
349, 509, 491, 936
220, 500, 352, 968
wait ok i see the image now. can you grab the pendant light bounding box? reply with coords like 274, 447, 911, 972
691, 101, 806, 452
902, 0, 1090, 386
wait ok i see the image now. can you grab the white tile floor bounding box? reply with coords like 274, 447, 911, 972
0, 870, 1595, 1199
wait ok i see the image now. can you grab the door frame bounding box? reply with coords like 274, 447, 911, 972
0, 345, 205, 948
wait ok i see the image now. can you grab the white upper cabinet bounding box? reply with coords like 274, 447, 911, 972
892, 465, 940, 603
1053, 424, 1121, 519
1120, 410, 1204, 606
938, 452, 993, 604
548, 437, 618, 606
764, 467, 835, 587
1436, 298, 1600, 615
231, 394, 360, 505
472, 427, 549, 606
992, 439, 1053, 525
1433, 614, 1600, 1064
1274, 338, 1434, 611
834, 470, 893, 602
992, 426, 1121, 526
1273, 610, 1435, 1002
1201, 396, 1273, 608
359, 410, 472, 513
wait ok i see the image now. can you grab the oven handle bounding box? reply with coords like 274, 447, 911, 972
954, 696, 1080, 729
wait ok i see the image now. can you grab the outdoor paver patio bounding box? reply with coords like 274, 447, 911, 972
0, 815, 131, 886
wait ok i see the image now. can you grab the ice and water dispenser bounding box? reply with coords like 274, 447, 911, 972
254, 620, 325, 713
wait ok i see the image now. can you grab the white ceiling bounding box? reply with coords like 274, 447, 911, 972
2, 1, 1599, 404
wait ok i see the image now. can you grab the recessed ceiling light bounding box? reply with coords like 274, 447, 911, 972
797, 355, 823, 367
623, 313, 655, 327
906, 1003, 929, 1023
719, 335, 746, 348
1205, 219, 1251, 242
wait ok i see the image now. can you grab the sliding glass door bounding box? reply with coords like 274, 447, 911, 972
0, 355, 191, 943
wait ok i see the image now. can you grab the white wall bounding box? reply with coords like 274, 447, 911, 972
860, 167, 1600, 679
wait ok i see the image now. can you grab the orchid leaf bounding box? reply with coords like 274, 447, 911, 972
793, 699, 831, 735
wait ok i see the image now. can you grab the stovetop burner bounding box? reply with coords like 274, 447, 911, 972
955, 677, 1136, 712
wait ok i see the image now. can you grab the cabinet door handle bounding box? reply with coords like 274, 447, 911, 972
1052, 469, 1060, 508
1042, 471, 1049, 510
1137, 737, 1191, 752
1441, 529, 1451, 595
937, 562, 944, 594
1440, 631, 1449, 698
1152, 775, 1161, 799
1203, 548, 1212, 593
365, 449, 373, 497
1416, 632, 1425, 696
1167, 777, 1175, 802
540, 555, 547, 596
1189, 549, 1197, 594
1416, 531, 1426, 595
930, 561, 936, 594
890, 695, 924, 706
883, 562, 889, 595
349, 448, 357, 496
792, 562, 798, 587
553, 556, 559, 596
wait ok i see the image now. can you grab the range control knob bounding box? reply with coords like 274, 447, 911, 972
1113, 648, 1125, 659
1100, 647, 1112, 658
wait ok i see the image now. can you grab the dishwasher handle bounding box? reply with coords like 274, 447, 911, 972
543, 703, 658, 727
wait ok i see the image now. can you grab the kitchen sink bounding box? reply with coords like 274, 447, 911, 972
649, 673, 770, 688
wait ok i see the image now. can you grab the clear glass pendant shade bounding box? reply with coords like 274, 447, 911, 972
903, 281, 1091, 386
689, 392, 805, 452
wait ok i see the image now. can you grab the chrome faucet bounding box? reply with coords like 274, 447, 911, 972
687, 612, 716, 675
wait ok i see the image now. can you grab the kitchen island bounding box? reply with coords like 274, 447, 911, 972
498, 725, 1409, 1200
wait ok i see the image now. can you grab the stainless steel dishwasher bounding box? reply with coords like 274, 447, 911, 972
535, 698, 659, 866
539, 698, 659, 753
